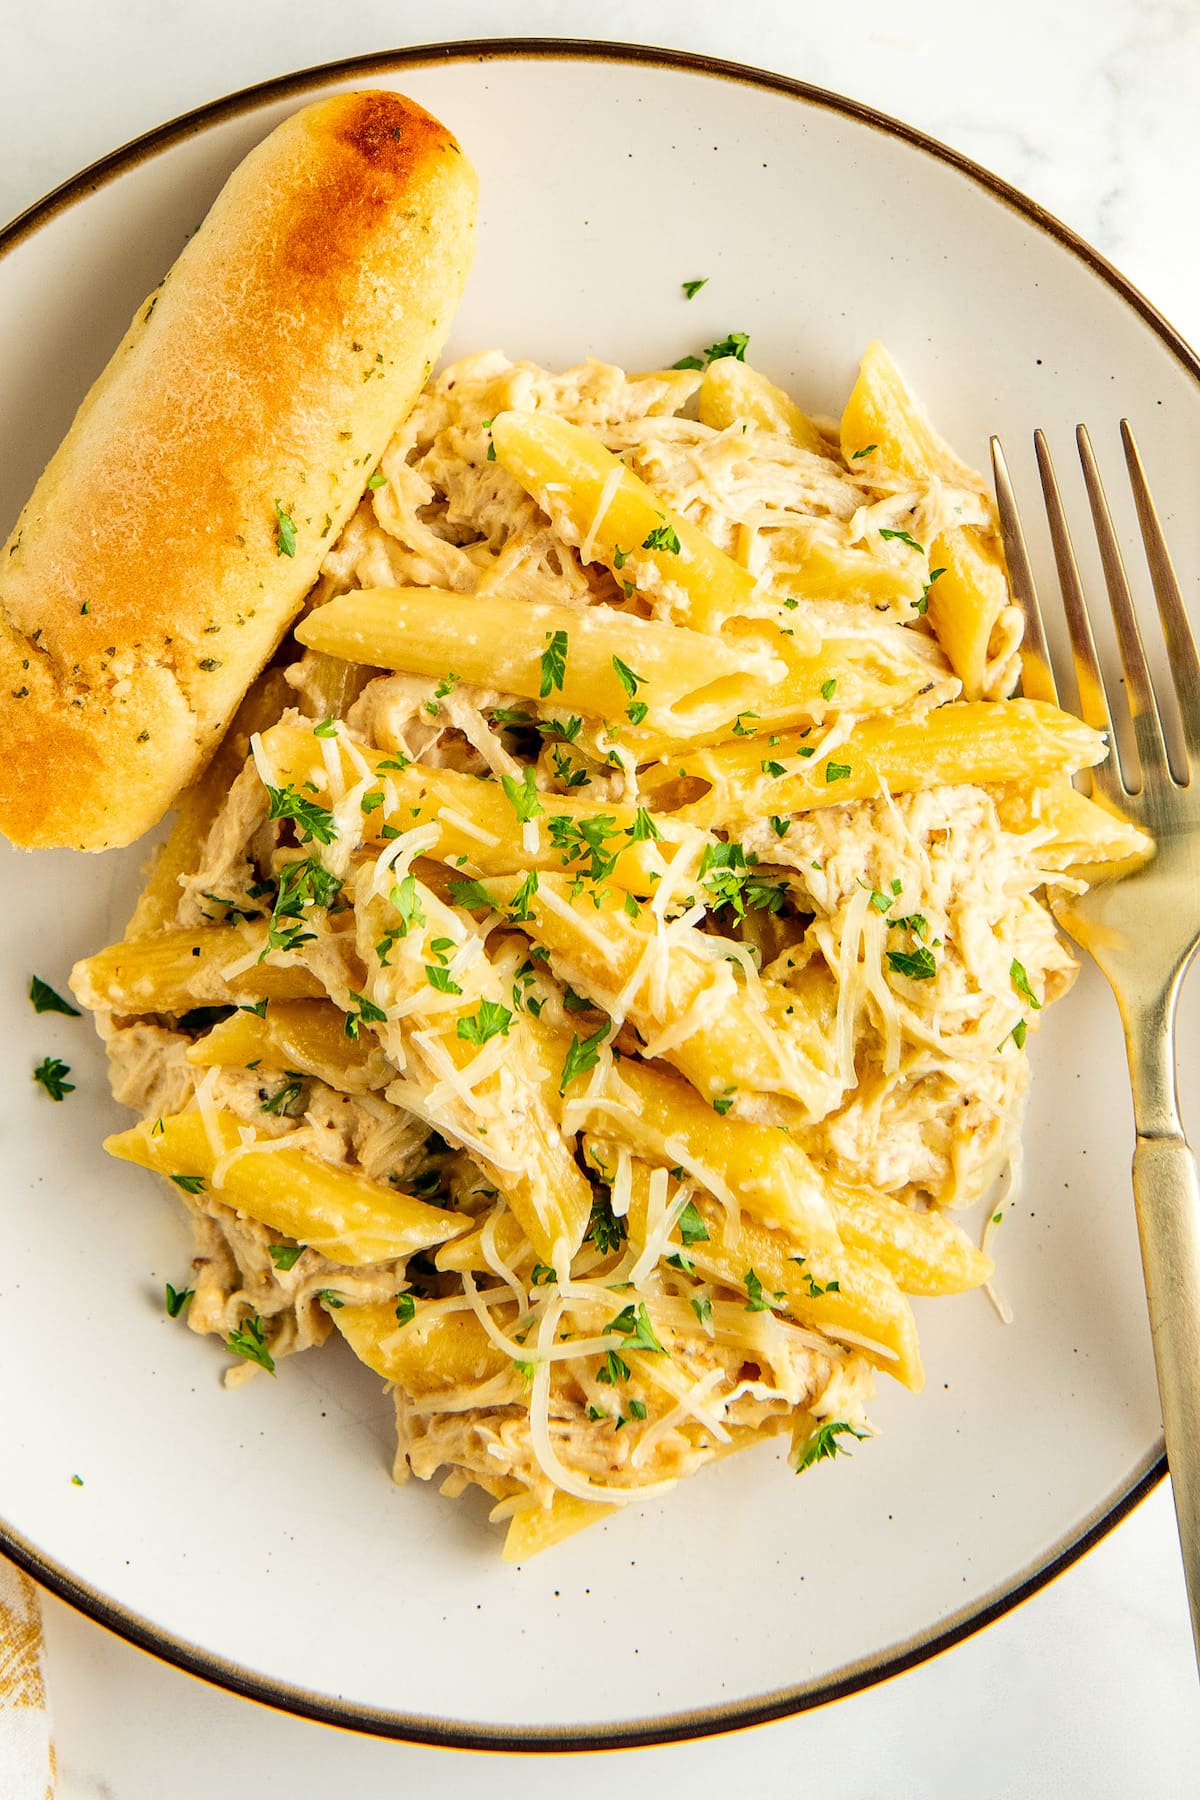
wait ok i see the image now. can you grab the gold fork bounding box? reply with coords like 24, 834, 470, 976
993, 423, 1200, 1664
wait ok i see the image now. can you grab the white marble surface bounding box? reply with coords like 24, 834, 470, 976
3, 1, 1200, 1793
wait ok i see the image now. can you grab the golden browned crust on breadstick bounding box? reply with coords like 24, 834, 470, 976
0, 90, 477, 851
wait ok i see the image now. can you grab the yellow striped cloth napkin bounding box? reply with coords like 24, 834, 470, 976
0, 1559, 54, 1796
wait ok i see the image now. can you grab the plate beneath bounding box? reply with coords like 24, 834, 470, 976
1, 41, 1193, 1749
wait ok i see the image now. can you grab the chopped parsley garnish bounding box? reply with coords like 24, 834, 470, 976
851, 444, 878, 459
698, 840, 788, 921
820, 678, 838, 701
690, 1295, 714, 1327
264, 783, 337, 844
258, 855, 341, 959
760, 758, 786, 778
530, 1264, 557, 1287
890, 912, 928, 939
551, 747, 591, 789
704, 331, 750, 363
344, 989, 387, 1039
744, 1267, 785, 1313
731, 712, 758, 737
642, 522, 681, 555
672, 354, 705, 371
29, 975, 80, 1017
395, 1294, 416, 1325
769, 815, 791, 838
448, 876, 494, 910
507, 869, 540, 923
878, 526, 925, 555
790, 1255, 841, 1299
677, 1201, 710, 1247
1000, 1018, 1028, 1051
887, 945, 938, 981
559, 1022, 611, 1094
824, 761, 852, 783
712, 1087, 737, 1116
612, 657, 647, 701
611, 1303, 665, 1353
317, 1290, 345, 1309
360, 789, 385, 815
915, 566, 947, 617
626, 806, 660, 842
681, 277, 708, 299
793, 1419, 869, 1474
613, 544, 630, 569
164, 1282, 194, 1318
389, 873, 426, 936
313, 717, 340, 738
226, 1313, 276, 1375
268, 1243, 305, 1271
501, 765, 545, 825
1010, 958, 1043, 1010
540, 629, 569, 698
547, 813, 622, 882
425, 671, 460, 715
596, 1349, 631, 1385
33, 1056, 74, 1101
367, 470, 387, 489
457, 1000, 513, 1047
425, 965, 463, 995
260, 1073, 305, 1115
586, 1190, 627, 1257
273, 500, 297, 558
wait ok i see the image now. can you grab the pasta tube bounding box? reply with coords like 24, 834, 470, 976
697, 357, 832, 458
840, 342, 1007, 697
71, 927, 322, 1015
186, 998, 392, 1092
641, 698, 1108, 828
106, 1109, 464, 1265
295, 586, 784, 738
477, 872, 846, 1125
335, 1300, 514, 1393
489, 408, 819, 642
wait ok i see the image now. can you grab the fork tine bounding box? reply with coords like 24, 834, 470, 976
1076, 423, 1171, 791
990, 437, 1059, 705
1121, 419, 1200, 779
1033, 430, 1125, 804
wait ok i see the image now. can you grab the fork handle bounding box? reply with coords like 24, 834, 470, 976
1132, 1133, 1200, 1659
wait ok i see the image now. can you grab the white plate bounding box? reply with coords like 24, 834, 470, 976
1, 42, 1195, 1749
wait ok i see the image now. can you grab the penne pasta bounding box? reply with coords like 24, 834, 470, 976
697, 356, 833, 459
296, 585, 785, 739
490, 407, 820, 642
641, 698, 1107, 828
106, 1109, 465, 1266
71, 927, 323, 1015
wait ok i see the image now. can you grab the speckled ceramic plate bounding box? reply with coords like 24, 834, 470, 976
1, 40, 1195, 1750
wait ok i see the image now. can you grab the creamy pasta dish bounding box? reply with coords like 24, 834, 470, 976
70, 341, 1148, 1558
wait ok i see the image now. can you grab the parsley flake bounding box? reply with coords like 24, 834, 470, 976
29, 975, 80, 1017
501, 765, 545, 825
540, 630, 569, 698
1010, 959, 1043, 1010
887, 945, 938, 982
642, 522, 681, 555
793, 1419, 869, 1474
681, 277, 708, 299
165, 1282, 194, 1318
269, 1243, 305, 1271
457, 1000, 513, 1047
559, 1022, 611, 1094
33, 1056, 74, 1101
264, 784, 337, 844
273, 500, 297, 557
879, 526, 925, 554
226, 1313, 276, 1375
